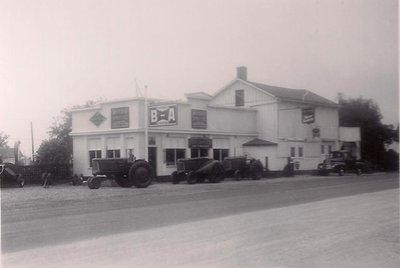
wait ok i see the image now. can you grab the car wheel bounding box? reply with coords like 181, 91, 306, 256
187, 171, 197, 184
356, 168, 362, 176
171, 171, 180, 184
88, 176, 101, 189
338, 167, 344, 176
129, 161, 153, 188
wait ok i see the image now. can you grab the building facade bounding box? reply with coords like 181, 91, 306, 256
71, 67, 344, 177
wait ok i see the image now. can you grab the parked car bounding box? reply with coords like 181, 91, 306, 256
0, 163, 25, 188
171, 157, 225, 184
87, 158, 153, 189
317, 150, 367, 176
222, 156, 264, 180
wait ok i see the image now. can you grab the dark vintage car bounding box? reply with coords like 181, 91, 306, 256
317, 150, 367, 176
0, 163, 25, 188
171, 157, 225, 184
87, 158, 154, 189
222, 156, 264, 180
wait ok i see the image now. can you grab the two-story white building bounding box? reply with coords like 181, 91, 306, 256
71, 67, 342, 177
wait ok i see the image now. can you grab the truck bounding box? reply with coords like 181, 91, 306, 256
317, 150, 367, 176
87, 158, 154, 189
171, 157, 225, 184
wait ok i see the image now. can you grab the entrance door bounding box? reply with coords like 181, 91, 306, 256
148, 147, 157, 176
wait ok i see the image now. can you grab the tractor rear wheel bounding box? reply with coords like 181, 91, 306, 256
129, 161, 153, 188
115, 176, 133, 188
209, 163, 225, 183
250, 160, 263, 180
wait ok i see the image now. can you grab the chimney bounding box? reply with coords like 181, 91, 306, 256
236, 66, 247, 80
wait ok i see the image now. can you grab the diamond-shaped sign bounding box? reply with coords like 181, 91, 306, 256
90, 112, 106, 126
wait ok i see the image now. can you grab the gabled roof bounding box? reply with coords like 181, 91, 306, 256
246, 81, 337, 106
243, 138, 277, 146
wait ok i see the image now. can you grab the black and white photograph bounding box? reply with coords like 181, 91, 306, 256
0, 0, 398, 267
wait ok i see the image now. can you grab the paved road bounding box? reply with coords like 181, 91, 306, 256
1, 173, 399, 267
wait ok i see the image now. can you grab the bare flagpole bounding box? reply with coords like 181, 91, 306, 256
144, 85, 148, 162
30, 122, 34, 162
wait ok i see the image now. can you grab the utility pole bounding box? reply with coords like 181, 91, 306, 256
30, 122, 35, 162
144, 85, 148, 161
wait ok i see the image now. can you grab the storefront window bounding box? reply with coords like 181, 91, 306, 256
191, 148, 208, 158
166, 149, 185, 166
89, 150, 102, 167
213, 149, 229, 161
107, 149, 120, 158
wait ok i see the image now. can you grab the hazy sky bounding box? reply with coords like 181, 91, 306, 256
0, 0, 398, 156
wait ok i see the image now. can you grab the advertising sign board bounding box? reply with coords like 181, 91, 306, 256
149, 104, 177, 126
111, 107, 129, 129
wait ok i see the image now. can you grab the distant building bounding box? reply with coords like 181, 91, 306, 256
71, 67, 348, 176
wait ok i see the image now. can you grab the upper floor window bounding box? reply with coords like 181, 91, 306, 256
298, 147, 303, 157
290, 147, 296, 157
235, 89, 244, 107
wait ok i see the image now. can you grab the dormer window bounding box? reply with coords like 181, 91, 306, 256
235, 89, 244, 106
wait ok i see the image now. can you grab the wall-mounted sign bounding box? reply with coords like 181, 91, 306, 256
312, 128, 320, 138
191, 109, 207, 129
149, 104, 177, 126
188, 137, 212, 148
111, 107, 129, 129
90, 112, 106, 127
302, 108, 315, 124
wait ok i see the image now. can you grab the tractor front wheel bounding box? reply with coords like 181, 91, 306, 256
187, 171, 197, 184
17, 174, 24, 188
234, 170, 242, 181
88, 176, 102, 189
171, 171, 180, 184
129, 161, 153, 188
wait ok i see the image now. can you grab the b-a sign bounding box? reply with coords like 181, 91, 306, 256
149, 104, 177, 126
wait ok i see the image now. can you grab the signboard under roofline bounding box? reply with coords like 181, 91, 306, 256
111, 107, 129, 129
149, 104, 178, 127
191, 109, 207, 129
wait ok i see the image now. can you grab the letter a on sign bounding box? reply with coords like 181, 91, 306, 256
168, 108, 175, 122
